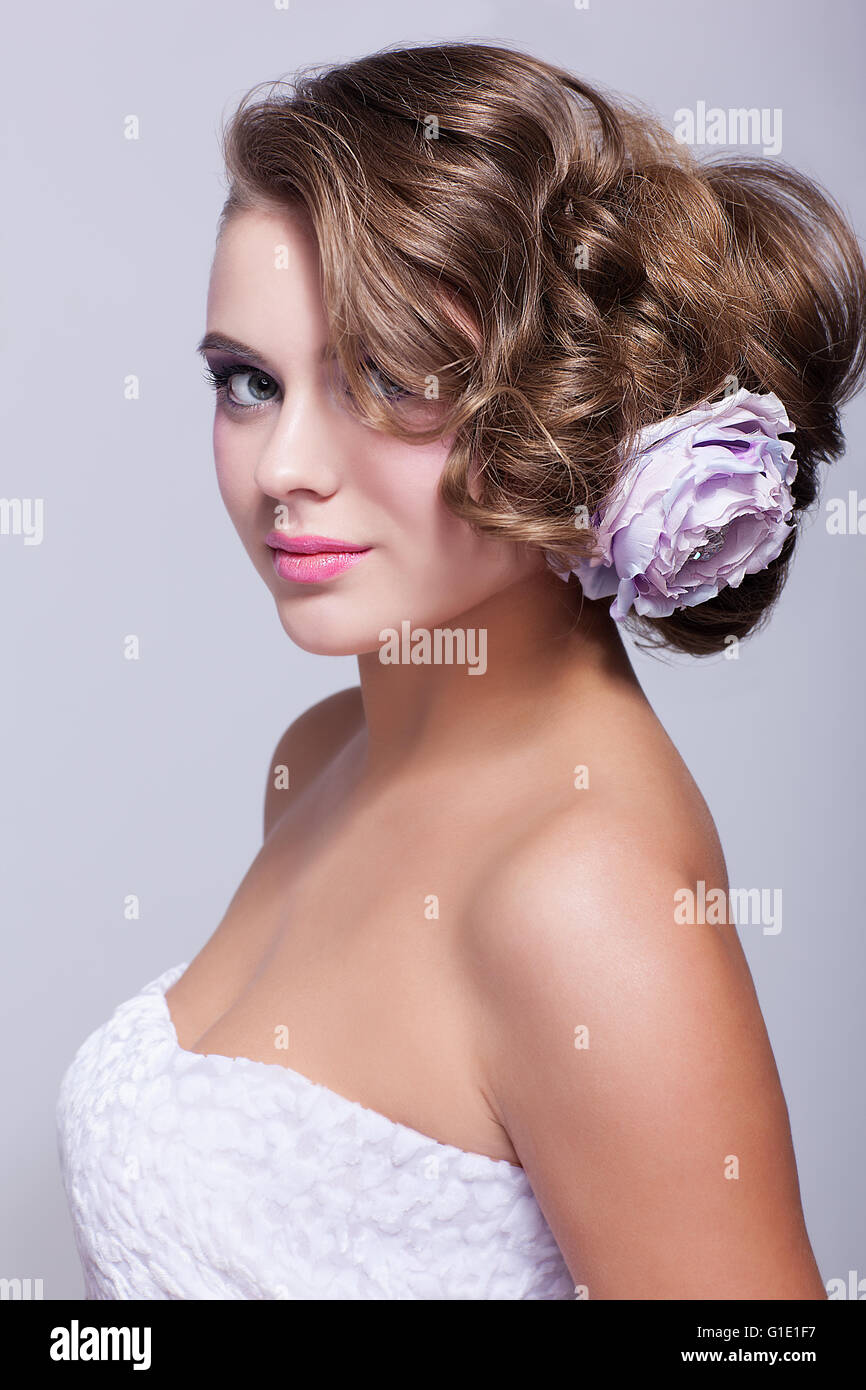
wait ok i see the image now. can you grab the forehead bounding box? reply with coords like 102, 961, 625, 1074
218, 199, 316, 253
206, 199, 483, 364
206, 203, 328, 351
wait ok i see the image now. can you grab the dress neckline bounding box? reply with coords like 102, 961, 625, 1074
150, 961, 527, 1180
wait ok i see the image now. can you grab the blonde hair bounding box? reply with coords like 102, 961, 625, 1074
217, 41, 866, 654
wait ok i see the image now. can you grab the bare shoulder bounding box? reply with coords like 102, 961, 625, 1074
263, 686, 364, 839
460, 745, 824, 1299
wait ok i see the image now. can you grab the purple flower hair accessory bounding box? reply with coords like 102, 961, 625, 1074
552, 388, 798, 621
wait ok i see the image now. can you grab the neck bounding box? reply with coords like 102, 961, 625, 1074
354, 569, 640, 778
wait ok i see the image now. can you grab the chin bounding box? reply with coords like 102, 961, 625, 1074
273, 603, 383, 657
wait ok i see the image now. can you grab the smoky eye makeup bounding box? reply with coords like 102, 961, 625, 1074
354, 356, 412, 402
199, 348, 415, 416
201, 358, 281, 412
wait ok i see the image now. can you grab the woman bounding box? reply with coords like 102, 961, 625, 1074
57, 41, 865, 1299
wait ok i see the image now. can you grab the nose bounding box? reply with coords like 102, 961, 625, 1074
253, 380, 343, 502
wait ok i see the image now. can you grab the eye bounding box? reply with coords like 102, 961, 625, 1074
202, 361, 280, 411
353, 356, 411, 402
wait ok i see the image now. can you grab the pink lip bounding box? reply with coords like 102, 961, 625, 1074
266, 530, 371, 584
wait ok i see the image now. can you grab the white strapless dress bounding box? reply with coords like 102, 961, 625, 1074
56, 962, 576, 1300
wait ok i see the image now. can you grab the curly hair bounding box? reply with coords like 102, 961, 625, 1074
215, 40, 866, 655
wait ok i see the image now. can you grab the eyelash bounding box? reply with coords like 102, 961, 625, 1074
201, 362, 272, 414
201, 359, 411, 414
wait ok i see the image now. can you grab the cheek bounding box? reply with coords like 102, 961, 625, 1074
212, 415, 256, 520
369, 434, 525, 594
365, 431, 460, 539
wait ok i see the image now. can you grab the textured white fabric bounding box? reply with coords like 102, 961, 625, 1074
56, 962, 575, 1300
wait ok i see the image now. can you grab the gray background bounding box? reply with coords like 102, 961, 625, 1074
2, 0, 863, 1299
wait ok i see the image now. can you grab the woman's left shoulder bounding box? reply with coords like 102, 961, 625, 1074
458, 726, 824, 1298
463, 760, 730, 993
468, 706, 729, 953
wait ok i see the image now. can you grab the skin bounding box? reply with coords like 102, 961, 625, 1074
165, 203, 826, 1299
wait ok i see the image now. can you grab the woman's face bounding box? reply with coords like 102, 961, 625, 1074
200, 204, 543, 655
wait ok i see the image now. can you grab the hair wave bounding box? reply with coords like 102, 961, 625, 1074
217, 41, 866, 655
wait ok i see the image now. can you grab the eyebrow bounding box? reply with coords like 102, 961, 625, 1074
196, 332, 333, 370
